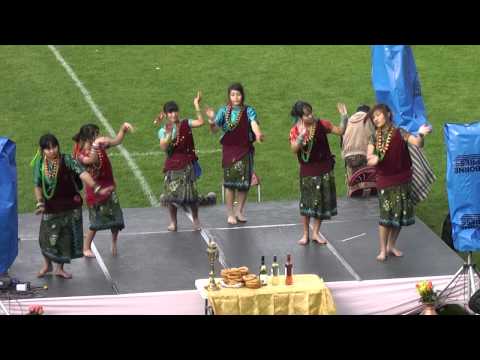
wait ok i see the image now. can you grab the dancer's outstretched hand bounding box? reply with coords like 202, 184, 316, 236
122, 122, 134, 133
194, 91, 202, 109
154, 112, 165, 126
337, 103, 348, 117
98, 185, 114, 197
205, 107, 215, 122
418, 124, 432, 136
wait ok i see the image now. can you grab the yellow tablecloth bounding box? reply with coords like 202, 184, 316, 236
207, 274, 336, 315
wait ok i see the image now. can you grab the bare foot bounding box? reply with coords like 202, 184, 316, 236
236, 214, 247, 223
387, 247, 403, 257
227, 216, 237, 225
167, 223, 177, 232
83, 249, 96, 258
37, 263, 53, 278
312, 232, 328, 245
298, 236, 309, 245
376, 252, 387, 262
55, 269, 73, 279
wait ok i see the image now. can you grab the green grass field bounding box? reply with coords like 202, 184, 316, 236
2, 45, 480, 263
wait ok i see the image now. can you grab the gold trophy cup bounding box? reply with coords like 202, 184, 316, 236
205, 240, 220, 291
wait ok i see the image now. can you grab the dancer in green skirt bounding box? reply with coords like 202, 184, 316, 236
289, 101, 346, 245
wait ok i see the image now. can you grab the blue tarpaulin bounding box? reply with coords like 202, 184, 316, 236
444, 122, 480, 252
0, 137, 18, 273
371, 45, 430, 134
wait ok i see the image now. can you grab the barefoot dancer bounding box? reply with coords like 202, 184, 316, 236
289, 101, 346, 245
157, 92, 204, 231
32, 134, 112, 279
73, 122, 131, 257
367, 104, 432, 261
205, 83, 264, 225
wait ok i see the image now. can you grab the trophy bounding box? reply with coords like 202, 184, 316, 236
205, 239, 220, 291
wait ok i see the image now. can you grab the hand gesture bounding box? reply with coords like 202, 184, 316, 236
205, 107, 215, 122
367, 154, 379, 166
256, 132, 265, 143
297, 121, 307, 138
122, 122, 134, 133
418, 124, 432, 136
154, 112, 165, 126
165, 122, 174, 135
194, 91, 202, 110
98, 185, 114, 197
337, 103, 348, 117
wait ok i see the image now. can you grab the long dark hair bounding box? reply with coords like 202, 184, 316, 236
369, 104, 393, 128
39, 133, 60, 152
290, 101, 313, 122
72, 123, 100, 143
227, 83, 245, 105
163, 101, 179, 113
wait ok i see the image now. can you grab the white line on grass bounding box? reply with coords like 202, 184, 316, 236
108, 149, 221, 158
47, 45, 159, 207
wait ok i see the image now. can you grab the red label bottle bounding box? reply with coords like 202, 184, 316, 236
285, 254, 293, 285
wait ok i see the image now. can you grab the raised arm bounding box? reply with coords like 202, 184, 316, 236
190, 91, 205, 128
406, 124, 432, 148
330, 102, 348, 136
95, 122, 134, 148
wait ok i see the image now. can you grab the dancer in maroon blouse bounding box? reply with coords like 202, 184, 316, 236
367, 104, 432, 261
73, 122, 132, 257
205, 83, 264, 225
289, 101, 346, 245
157, 91, 205, 231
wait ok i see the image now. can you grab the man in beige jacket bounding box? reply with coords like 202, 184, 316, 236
337, 104, 375, 194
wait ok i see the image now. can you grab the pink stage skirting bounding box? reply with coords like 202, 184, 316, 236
1, 275, 472, 315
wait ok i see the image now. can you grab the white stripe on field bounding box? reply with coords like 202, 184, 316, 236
91, 243, 120, 294
309, 225, 362, 281
48, 45, 159, 207
108, 149, 221, 158
341, 233, 366, 242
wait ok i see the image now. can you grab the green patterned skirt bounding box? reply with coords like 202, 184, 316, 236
378, 182, 415, 227
39, 208, 84, 264
300, 170, 338, 220
163, 162, 199, 206
224, 153, 253, 191
88, 191, 125, 231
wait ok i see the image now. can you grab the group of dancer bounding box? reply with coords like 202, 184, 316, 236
31, 82, 432, 279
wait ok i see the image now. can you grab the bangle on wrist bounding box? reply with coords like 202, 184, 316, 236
94, 185, 102, 194
36, 201, 45, 208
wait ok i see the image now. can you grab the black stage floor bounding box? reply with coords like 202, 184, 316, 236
9, 197, 463, 299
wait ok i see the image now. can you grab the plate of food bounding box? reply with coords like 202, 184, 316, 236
220, 279, 244, 288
